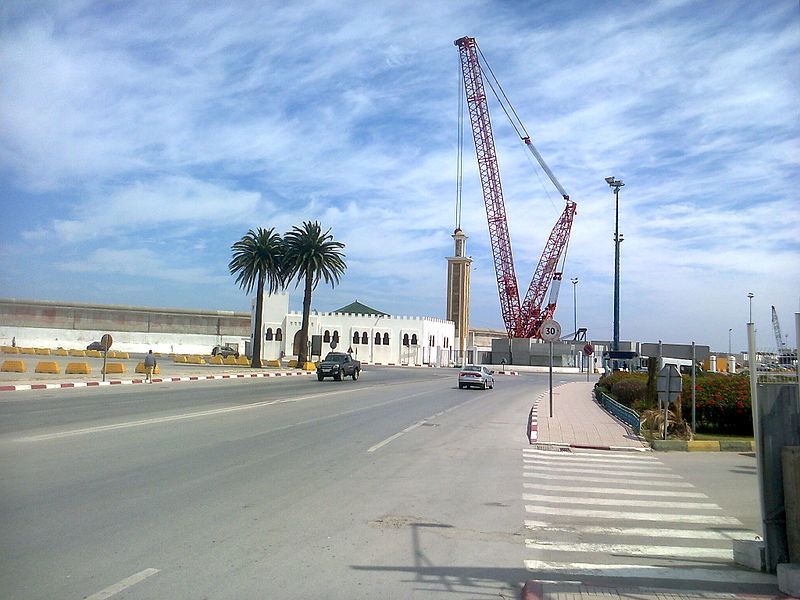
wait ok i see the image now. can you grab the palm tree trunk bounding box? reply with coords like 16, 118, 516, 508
297, 268, 313, 365
251, 272, 264, 368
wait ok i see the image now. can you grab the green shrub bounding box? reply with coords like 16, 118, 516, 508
596, 372, 646, 395
610, 378, 648, 407
679, 373, 752, 435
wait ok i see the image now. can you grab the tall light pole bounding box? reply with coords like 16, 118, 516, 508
747, 292, 754, 323
606, 176, 624, 370
728, 328, 733, 356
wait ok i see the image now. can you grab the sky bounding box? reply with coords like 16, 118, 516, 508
1, 0, 798, 354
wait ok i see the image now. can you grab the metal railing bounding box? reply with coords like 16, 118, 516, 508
595, 389, 641, 434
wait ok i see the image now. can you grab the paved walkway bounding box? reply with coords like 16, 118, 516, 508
529, 381, 648, 450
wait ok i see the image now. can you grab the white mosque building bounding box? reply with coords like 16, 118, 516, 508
252, 293, 456, 367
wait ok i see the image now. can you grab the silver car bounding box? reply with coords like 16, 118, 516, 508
458, 365, 495, 390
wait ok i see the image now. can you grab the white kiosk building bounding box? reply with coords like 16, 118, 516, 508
252, 294, 455, 367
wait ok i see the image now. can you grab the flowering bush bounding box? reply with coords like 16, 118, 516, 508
680, 373, 752, 435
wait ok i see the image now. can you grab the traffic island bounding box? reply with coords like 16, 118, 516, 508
650, 439, 756, 452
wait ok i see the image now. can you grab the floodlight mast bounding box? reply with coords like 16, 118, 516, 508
454, 35, 576, 339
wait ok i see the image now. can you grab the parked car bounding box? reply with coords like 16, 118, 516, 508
86, 341, 106, 351
317, 352, 361, 381
458, 365, 494, 390
211, 345, 239, 358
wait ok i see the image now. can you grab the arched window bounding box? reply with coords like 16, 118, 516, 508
383, 332, 390, 345
323, 330, 331, 342
361, 332, 368, 345
353, 332, 360, 345
403, 334, 409, 346
276, 328, 283, 341
332, 331, 340, 343
265, 328, 273, 341
410, 334, 418, 346
375, 332, 382, 345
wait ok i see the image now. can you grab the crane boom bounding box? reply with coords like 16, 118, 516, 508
772, 305, 788, 351
455, 36, 522, 335
455, 35, 576, 339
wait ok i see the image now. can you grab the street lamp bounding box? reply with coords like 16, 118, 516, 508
728, 328, 733, 356
747, 292, 754, 323
606, 176, 625, 370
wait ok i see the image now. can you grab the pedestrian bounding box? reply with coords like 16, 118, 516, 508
501, 357, 506, 370
144, 349, 157, 383
11, 336, 16, 347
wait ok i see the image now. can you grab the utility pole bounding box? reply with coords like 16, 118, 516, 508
606, 176, 624, 370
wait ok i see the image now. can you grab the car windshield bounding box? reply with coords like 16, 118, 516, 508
325, 354, 347, 362
462, 366, 481, 372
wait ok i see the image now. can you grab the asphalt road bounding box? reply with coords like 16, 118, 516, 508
0, 366, 549, 599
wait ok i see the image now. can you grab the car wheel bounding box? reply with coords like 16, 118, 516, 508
481, 381, 487, 390
317, 374, 324, 381
334, 373, 342, 381
458, 383, 464, 389
352, 369, 360, 381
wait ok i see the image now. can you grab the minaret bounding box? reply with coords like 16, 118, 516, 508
446, 228, 472, 364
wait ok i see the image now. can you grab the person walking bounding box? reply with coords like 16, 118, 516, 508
144, 350, 157, 383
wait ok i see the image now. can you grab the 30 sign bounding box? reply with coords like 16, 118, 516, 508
540, 319, 561, 342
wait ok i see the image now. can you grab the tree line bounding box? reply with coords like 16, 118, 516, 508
229, 221, 346, 368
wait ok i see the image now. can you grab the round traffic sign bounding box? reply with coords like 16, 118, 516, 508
583, 343, 594, 357
540, 319, 561, 342
100, 334, 113, 350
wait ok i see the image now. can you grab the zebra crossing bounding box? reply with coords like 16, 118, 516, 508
522, 447, 778, 590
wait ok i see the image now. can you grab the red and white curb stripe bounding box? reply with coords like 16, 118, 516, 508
528, 394, 542, 443
0, 370, 314, 392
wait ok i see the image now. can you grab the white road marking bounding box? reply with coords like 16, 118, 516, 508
523, 448, 655, 460
524, 464, 682, 478
523, 493, 721, 510
524, 539, 733, 559
525, 505, 742, 525
523, 458, 671, 471
367, 400, 471, 452
523, 449, 658, 464
523, 472, 695, 487
15, 388, 361, 442
523, 560, 777, 584
524, 520, 760, 541
84, 568, 160, 600
523, 482, 708, 498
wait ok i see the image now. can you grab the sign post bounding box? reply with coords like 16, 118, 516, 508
583, 343, 594, 382
100, 334, 113, 382
657, 364, 682, 440
540, 319, 562, 418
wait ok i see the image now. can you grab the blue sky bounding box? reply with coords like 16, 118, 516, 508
1, 0, 798, 353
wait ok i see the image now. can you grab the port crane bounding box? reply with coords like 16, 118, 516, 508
772, 305, 789, 354
455, 36, 576, 339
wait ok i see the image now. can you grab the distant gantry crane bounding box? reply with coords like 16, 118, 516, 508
772, 305, 789, 354
454, 36, 576, 339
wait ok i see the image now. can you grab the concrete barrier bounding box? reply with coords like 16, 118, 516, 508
1, 360, 27, 372
223, 355, 238, 365
2, 346, 20, 354
65, 362, 91, 374
135, 362, 160, 374
20, 347, 35, 354
35, 361, 60, 374
101, 363, 125, 374
55, 348, 69, 356
34, 348, 51, 355
69, 349, 86, 357
86, 350, 102, 358
266, 359, 281, 367
651, 439, 755, 452
185, 356, 205, 365
174, 355, 187, 363
209, 356, 224, 365
236, 356, 250, 366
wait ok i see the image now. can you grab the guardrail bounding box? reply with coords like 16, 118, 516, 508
594, 389, 641, 434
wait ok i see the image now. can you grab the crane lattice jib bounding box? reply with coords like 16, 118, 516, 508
455, 36, 522, 335
519, 201, 577, 338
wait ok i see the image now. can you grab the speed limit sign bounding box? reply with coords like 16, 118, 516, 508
540, 319, 561, 342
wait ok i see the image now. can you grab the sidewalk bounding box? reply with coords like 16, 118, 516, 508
522, 579, 789, 600
528, 381, 648, 450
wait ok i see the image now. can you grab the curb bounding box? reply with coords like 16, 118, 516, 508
0, 370, 314, 392
650, 439, 756, 452
521, 578, 788, 600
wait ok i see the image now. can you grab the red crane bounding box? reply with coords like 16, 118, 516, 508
455, 36, 576, 339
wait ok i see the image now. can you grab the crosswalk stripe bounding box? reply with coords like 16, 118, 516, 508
525, 464, 682, 478
523, 482, 708, 498
523, 472, 695, 487
524, 520, 760, 541
525, 505, 743, 525
523, 450, 659, 465
524, 539, 733, 559
523, 458, 672, 471
524, 449, 656, 461
523, 560, 777, 584
522, 493, 721, 510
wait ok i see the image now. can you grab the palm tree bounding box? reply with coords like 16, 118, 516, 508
282, 221, 346, 365
229, 228, 284, 368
